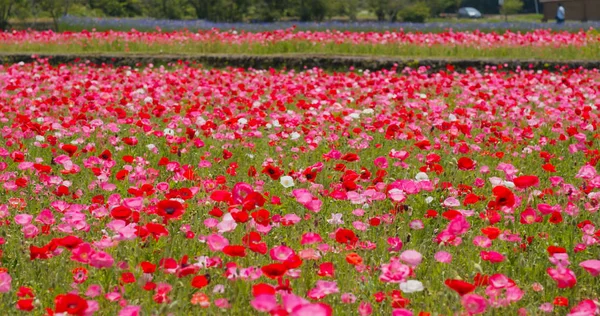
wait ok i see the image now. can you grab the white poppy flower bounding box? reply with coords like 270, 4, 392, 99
400, 280, 424, 293
280, 176, 295, 188
415, 172, 429, 181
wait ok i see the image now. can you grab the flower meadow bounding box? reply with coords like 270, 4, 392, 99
3, 29, 600, 60
0, 60, 599, 316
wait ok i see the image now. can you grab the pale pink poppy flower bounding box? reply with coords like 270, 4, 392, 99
118, 305, 141, 316
400, 250, 422, 266
434, 251, 452, 263
0, 272, 11, 293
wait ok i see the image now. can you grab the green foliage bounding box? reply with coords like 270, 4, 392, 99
1, 0, 22, 30
38, 0, 76, 31
500, 0, 523, 19
87, 0, 142, 17
368, 0, 411, 22
399, 1, 430, 22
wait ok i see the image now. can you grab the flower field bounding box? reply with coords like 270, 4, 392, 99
0, 57, 599, 316
2, 29, 600, 60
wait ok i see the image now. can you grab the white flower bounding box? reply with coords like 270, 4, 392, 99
163, 128, 175, 136
237, 118, 248, 125
448, 114, 457, 122
503, 181, 515, 188
327, 213, 344, 225
400, 280, 424, 293
424, 196, 434, 204
415, 172, 429, 181
362, 108, 374, 114
280, 176, 295, 188
35, 135, 45, 142
290, 132, 300, 140
143, 96, 153, 104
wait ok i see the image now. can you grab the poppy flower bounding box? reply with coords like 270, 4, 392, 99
492, 186, 515, 208
54, 293, 88, 316
156, 200, 184, 219
513, 175, 540, 189
262, 164, 283, 180
457, 157, 476, 170
222, 245, 246, 257
61, 144, 78, 156
335, 229, 358, 245
547, 246, 567, 256
346, 253, 363, 265
16, 298, 34, 311
445, 279, 476, 296
111, 206, 133, 221
252, 283, 276, 297
191, 274, 211, 289
261, 263, 288, 279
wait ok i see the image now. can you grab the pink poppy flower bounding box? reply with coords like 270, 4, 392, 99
461, 294, 488, 314
579, 260, 600, 277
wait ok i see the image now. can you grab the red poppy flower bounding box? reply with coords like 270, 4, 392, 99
191, 274, 211, 289
283, 254, 303, 269
492, 186, 515, 208
549, 211, 563, 224
481, 226, 501, 240
457, 157, 476, 170
252, 283, 276, 297
140, 261, 156, 274
56, 236, 83, 250
547, 245, 566, 255
54, 293, 88, 316
210, 190, 232, 202
99, 149, 112, 160
61, 144, 78, 157
335, 228, 358, 245
121, 272, 136, 284
463, 193, 480, 205
17, 299, 34, 311
340, 153, 360, 162
444, 279, 476, 296
156, 200, 184, 219
553, 296, 569, 306
303, 168, 318, 182
251, 209, 270, 225
473, 273, 489, 287
262, 164, 284, 180
261, 263, 288, 279
542, 163, 557, 172
513, 175, 540, 189
222, 245, 246, 257
317, 262, 335, 277
111, 206, 132, 220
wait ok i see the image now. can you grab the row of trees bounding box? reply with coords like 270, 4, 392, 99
2, 0, 530, 30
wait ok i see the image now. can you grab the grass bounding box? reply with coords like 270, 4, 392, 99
2, 40, 599, 60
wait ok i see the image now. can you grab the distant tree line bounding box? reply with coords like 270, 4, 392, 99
3, 0, 538, 31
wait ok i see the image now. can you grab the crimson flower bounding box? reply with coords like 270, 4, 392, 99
445, 279, 476, 296
156, 200, 184, 219
54, 293, 88, 316
261, 263, 288, 279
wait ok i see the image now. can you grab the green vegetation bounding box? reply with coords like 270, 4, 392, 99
3, 40, 599, 60
501, 0, 524, 22
4, 0, 543, 31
